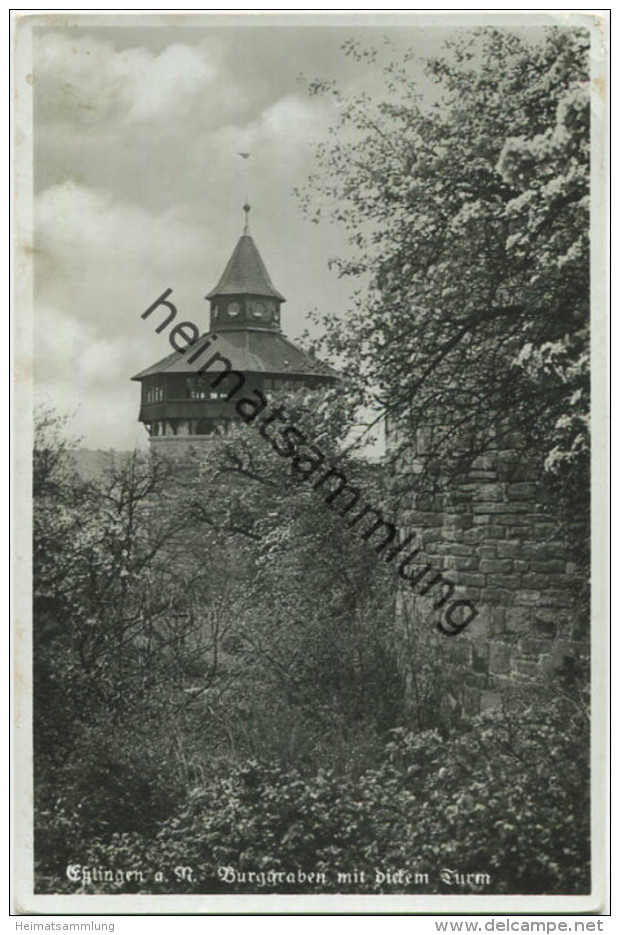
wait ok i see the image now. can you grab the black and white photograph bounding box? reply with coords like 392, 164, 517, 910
13, 10, 607, 915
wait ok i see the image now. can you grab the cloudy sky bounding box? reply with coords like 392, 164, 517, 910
27, 12, 547, 450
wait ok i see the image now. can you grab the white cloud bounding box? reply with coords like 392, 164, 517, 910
33, 180, 224, 447
36, 32, 218, 128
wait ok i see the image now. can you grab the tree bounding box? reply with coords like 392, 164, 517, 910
174, 386, 403, 762
33, 401, 403, 880
298, 27, 590, 522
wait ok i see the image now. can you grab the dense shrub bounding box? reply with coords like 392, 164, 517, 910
34, 720, 184, 892
48, 690, 589, 896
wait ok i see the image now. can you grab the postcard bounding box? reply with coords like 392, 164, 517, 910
13, 10, 608, 915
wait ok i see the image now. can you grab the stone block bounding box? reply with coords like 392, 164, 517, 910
519, 638, 552, 657
539, 590, 575, 607
549, 639, 575, 662
506, 483, 538, 500
449, 490, 473, 504
473, 528, 504, 542
480, 690, 503, 712
521, 573, 553, 590
415, 427, 432, 450
464, 608, 491, 640
504, 607, 533, 631
462, 686, 481, 716
471, 452, 498, 471
434, 543, 473, 556
447, 641, 473, 667
471, 641, 489, 673
443, 502, 471, 515
523, 573, 576, 590
464, 670, 488, 690
512, 658, 544, 680
451, 556, 480, 571
474, 484, 506, 501
463, 528, 487, 544
513, 560, 530, 572
532, 558, 566, 575
476, 515, 531, 529
453, 572, 486, 587
428, 557, 451, 572
479, 559, 513, 573
444, 514, 474, 529
521, 543, 567, 560
473, 501, 529, 515
491, 606, 507, 635
515, 590, 545, 605
485, 588, 515, 605
468, 471, 498, 484
406, 511, 443, 527
496, 541, 525, 558
496, 449, 519, 463
453, 586, 482, 602
498, 466, 538, 484
472, 514, 492, 526
486, 574, 522, 589
527, 509, 554, 520
489, 642, 511, 674
457, 482, 481, 493
531, 611, 560, 639
468, 524, 505, 537
479, 545, 497, 558
570, 617, 590, 641
506, 526, 530, 539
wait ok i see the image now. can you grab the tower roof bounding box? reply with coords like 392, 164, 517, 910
206, 205, 286, 302
131, 330, 337, 382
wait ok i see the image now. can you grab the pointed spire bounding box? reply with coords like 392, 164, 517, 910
205, 206, 286, 301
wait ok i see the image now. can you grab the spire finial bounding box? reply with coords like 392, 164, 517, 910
243, 202, 251, 234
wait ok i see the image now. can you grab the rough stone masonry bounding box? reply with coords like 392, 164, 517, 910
389, 422, 589, 721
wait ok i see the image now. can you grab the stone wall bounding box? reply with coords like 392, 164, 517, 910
391, 434, 589, 722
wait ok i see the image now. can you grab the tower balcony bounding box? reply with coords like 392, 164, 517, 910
138, 398, 235, 424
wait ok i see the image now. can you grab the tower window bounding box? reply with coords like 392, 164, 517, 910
186, 376, 228, 400
186, 378, 206, 399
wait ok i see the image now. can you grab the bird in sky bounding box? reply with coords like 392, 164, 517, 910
238, 152, 251, 159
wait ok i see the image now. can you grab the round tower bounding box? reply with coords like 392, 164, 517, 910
132, 205, 339, 449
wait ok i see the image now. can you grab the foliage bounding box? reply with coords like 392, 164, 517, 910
39, 690, 589, 896
32, 409, 402, 890
297, 28, 590, 522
